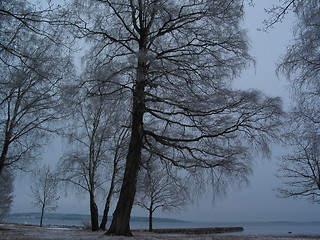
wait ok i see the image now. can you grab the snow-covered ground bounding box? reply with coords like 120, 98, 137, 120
0, 224, 319, 240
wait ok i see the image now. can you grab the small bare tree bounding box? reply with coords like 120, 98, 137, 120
277, 131, 320, 203
31, 166, 60, 227
135, 157, 190, 231
277, 104, 320, 203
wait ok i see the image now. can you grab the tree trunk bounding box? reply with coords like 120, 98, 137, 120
90, 193, 99, 231
99, 182, 114, 230
105, 112, 143, 235
105, 147, 141, 235
149, 209, 153, 232
0, 136, 10, 174
40, 205, 45, 227
100, 148, 119, 230
106, 80, 145, 236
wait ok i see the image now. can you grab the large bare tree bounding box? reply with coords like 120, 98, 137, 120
268, 0, 320, 203
0, 0, 74, 174
69, 0, 283, 235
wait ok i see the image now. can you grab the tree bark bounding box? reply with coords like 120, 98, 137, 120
106, 81, 145, 236
40, 205, 45, 227
106, 21, 148, 234
149, 208, 153, 232
105, 108, 144, 235
90, 193, 99, 231
0, 136, 11, 174
99, 178, 114, 230
100, 142, 120, 230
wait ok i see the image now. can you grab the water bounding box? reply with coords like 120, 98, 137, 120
3, 216, 320, 236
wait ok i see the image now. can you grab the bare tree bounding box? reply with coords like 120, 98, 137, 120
0, 169, 14, 221
99, 124, 129, 231
0, 0, 70, 63
277, 127, 320, 203
31, 166, 60, 227
0, 0, 74, 175
68, 1, 283, 235
0, 39, 72, 173
58, 84, 129, 231
136, 157, 190, 231
0, 0, 41, 64
265, 1, 320, 202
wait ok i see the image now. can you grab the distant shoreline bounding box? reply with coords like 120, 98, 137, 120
6, 212, 189, 223
1, 223, 320, 240
3, 213, 320, 236
7, 212, 320, 224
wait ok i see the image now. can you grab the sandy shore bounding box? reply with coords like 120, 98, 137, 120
0, 223, 319, 240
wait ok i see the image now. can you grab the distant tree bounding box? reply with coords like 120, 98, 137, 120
31, 166, 60, 227
0, 170, 14, 221
69, 1, 283, 235
135, 157, 190, 231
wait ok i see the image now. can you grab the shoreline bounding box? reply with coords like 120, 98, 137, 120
1, 223, 320, 240
143, 227, 244, 234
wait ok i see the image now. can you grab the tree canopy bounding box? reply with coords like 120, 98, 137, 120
269, 0, 320, 202
66, 0, 283, 235
0, 0, 288, 235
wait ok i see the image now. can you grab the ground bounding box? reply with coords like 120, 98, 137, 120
0, 224, 319, 240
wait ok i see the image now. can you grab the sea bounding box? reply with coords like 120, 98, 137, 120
3, 215, 320, 236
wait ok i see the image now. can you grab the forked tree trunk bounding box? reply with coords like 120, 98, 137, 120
106, 81, 145, 236
90, 194, 99, 231
106, 28, 148, 234
105, 118, 143, 235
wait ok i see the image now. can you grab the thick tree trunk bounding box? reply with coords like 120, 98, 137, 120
90, 194, 99, 231
105, 142, 142, 235
106, 28, 148, 234
106, 81, 145, 236
0, 137, 10, 174
105, 112, 143, 235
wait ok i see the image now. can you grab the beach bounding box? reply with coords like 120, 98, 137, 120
1, 224, 319, 240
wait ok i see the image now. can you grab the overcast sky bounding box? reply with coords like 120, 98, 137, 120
12, 0, 320, 223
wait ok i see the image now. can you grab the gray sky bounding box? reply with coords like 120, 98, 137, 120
11, 0, 320, 223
